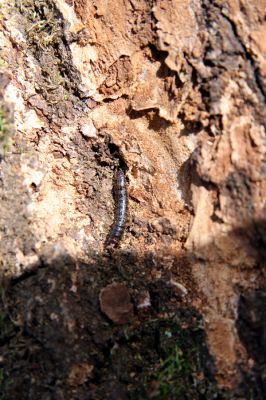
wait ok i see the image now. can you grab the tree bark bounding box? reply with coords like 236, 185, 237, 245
0, 0, 265, 397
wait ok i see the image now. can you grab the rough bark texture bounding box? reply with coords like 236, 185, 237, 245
0, 0, 265, 399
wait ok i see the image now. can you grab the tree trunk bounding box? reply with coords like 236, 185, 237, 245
0, 0, 265, 398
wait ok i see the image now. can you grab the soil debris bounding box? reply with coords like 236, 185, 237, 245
0, 0, 265, 398
99, 282, 134, 324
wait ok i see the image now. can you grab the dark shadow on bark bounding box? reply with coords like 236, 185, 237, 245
0, 249, 224, 400
0, 219, 265, 399
236, 289, 266, 400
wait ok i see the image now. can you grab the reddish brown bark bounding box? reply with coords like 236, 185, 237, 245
0, 0, 265, 397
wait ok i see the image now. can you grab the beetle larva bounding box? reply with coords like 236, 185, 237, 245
105, 169, 128, 247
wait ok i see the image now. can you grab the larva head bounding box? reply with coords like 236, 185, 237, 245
115, 169, 126, 186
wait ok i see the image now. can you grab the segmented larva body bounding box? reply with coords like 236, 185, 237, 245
105, 169, 128, 247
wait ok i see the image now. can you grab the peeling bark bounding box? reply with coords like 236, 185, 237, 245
0, 0, 265, 398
